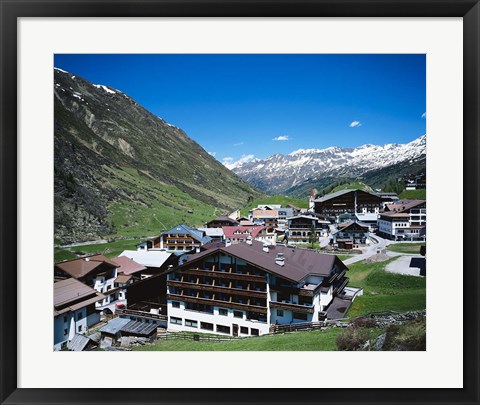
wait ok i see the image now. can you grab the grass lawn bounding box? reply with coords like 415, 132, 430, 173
54, 238, 144, 263
347, 257, 426, 317
133, 328, 343, 351
387, 243, 425, 254
399, 189, 426, 200
337, 254, 354, 261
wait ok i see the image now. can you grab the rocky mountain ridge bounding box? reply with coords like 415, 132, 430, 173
230, 135, 426, 194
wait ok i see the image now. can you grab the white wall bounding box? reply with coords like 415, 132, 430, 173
167, 300, 270, 336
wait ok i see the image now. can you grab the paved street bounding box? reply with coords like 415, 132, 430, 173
343, 234, 392, 265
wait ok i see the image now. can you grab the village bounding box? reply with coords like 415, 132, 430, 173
54, 185, 426, 351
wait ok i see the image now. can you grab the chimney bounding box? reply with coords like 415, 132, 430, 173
246, 236, 253, 245
84, 257, 90, 262
262, 243, 269, 253
275, 253, 285, 266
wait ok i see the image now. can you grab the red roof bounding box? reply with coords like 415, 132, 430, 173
114, 256, 147, 275
222, 226, 271, 239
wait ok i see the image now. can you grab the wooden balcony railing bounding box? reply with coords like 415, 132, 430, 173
269, 301, 314, 314
167, 280, 267, 298
166, 293, 268, 314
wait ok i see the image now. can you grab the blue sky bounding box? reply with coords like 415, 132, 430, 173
54, 54, 426, 167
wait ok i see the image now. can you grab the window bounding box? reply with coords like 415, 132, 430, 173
251, 328, 259, 336
200, 322, 214, 331
77, 312, 82, 321
170, 316, 182, 325
233, 311, 243, 319
219, 308, 228, 316
293, 312, 308, 321
77, 325, 82, 332
216, 324, 230, 334
172, 301, 180, 308
240, 326, 249, 334
277, 309, 284, 317
185, 319, 198, 328
63, 316, 67, 323
63, 328, 68, 336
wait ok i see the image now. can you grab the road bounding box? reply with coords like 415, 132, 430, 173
342, 234, 392, 265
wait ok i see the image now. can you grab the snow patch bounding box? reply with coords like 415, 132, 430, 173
93, 84, 116, 94
54, 67, 68, 73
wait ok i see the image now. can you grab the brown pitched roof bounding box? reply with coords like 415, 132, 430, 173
114, 256, 147, 275
384, 199, 426, 213
335, 220, 370, 233
180, 240, 346, 283
55, 255, 118, 279
115, 274, 133, 283
54, 278, 105, 316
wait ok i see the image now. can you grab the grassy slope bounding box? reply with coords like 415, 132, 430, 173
387, 243, 425, 254
330, 182, 373, 193
133, 328, 343, 351
54, 238, 143, 263
347, 257, 426, 317
106, 166, 219, 238
239, 196, 308, 217
399, 189, 426, 199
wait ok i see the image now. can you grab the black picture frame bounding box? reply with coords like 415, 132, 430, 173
1, 1, 478, 404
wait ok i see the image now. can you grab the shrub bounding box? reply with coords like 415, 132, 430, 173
336, 326, 369, 351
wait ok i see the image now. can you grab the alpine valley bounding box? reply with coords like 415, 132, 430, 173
54, 68, 264, 243
229, 135, 426, 196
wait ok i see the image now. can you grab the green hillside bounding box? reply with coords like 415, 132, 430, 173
54, 69, 264, 243
399, 189, 426, 200
317, 180, 373, 198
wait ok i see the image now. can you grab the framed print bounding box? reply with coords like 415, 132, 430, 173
1, 1, 479, 404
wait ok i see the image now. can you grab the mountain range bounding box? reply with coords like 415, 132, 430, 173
230, 135, 426, 195
54, 68, 263, 243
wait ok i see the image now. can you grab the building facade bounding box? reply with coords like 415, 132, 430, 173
145, 224, 212, 253
55, 255, 124, 313
165, 241, 349, 336
54, 278, 105, 350
286, 215, 330, 244
314, 189, 385, 219
377, 200, 426, 241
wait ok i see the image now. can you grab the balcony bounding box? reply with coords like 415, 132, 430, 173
269, 301, 314, 314
166, 280, 267, 298
166, 293, 267, 314
180, 267, 266, 283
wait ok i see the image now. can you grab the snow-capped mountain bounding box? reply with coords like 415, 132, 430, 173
230, 135, 426, 194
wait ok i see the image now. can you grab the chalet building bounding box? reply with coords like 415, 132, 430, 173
333, 221, 370, 249
145, 224, 212, 254
313, 189, 385, 220
54, 278, 105, 350
222, 226, 276, 245
377, 200, 426, 241
250, 209, 279, 228
286, 215, 330, 244
205, 215, 239, 228
54, 255, 124, 314
165, 241, 350, 336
